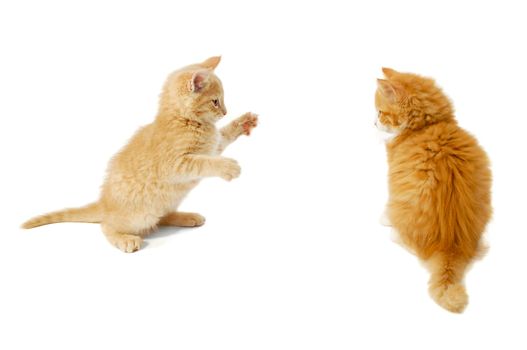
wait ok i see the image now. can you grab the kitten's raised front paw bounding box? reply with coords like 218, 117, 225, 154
236, 112, 258, 136
218, 158, 241, 181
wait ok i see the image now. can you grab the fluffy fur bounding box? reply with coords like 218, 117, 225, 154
375, 68, 492, 313
22, 56, 258, 253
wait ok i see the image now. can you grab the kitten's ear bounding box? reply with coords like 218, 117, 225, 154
382, 67, 398, 78
201, 56, 221, 70
377, 79, 401, 102
189, 69, 211, 92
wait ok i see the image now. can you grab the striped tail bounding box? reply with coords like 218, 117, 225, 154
21, 202, 102, 229
427, 252, 469, 313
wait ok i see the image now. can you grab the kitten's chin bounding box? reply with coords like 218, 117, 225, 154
198, 114, 223, 124
375, 128, 398, 143
212, 114, 225, 122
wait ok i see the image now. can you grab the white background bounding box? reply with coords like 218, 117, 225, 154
1, 0, 526, 349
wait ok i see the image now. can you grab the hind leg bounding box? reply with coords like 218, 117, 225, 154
101, 223, 143, 253
159, 212, 205, 227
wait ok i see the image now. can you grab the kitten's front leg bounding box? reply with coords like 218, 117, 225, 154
217, 112, 258, 153
174, 154, 241, 181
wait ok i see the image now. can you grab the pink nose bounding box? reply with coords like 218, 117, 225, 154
221, 106, 227, 116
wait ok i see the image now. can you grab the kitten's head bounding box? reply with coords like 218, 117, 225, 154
375, 68, 454, 137
160, 56, 227, 123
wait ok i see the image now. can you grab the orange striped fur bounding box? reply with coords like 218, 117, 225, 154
22, 56, 258, 253
375, 68, 492, 313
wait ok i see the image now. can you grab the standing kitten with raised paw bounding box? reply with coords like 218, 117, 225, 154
22, 56, 258, 253
375, 68, 492, 313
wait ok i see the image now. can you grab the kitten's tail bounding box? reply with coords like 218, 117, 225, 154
426, 252, 469, 313
21, 202, 102, 229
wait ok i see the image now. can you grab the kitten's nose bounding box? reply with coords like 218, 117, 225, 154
221, 106, 227, 116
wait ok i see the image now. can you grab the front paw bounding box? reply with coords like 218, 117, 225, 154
218, 158, 241, 181
235, 112, 258, 136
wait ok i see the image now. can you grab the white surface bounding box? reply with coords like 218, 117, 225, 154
1, 1, 526, 349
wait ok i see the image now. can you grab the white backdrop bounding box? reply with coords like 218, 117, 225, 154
1, 1, 526, 349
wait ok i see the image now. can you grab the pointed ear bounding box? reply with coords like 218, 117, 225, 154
382, 67, 397, 78
189, 69, 211, 92
201, 56, 221, 70
377, 79, 402, 102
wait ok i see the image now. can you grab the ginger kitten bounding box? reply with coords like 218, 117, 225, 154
22, 56, 258, 253
375, 68, 492, 313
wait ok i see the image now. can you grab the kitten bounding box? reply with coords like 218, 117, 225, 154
22, 56, 258, 253
375, 68, 492, 313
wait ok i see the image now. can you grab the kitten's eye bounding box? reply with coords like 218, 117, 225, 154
212, 99, 220, 108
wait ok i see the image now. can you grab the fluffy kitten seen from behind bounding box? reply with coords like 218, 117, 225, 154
375, 68, 492, 313
23, 56, 258, 253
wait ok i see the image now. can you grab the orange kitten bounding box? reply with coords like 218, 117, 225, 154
22, 56, 258, 253
375, 68, 492, 313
